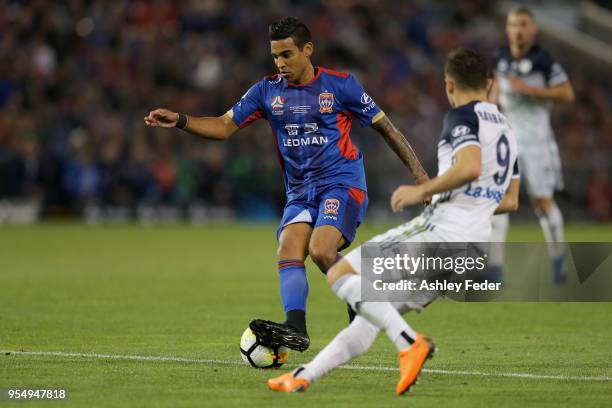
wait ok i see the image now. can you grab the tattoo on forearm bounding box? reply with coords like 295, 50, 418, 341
373, 116, 429, 181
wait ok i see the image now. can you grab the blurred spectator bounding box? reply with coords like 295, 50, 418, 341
587, 164, 611, 221
120, 131, 156, 204
62, 129, 102, 207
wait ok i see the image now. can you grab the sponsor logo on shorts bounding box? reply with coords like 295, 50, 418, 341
323, 198, 340, 215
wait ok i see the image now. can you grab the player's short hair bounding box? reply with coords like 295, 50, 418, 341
445, 47, 490, 91
268, 17, 312, 49
509, 6, 535, 20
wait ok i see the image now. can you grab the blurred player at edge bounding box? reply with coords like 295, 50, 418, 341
144, 17, 428, 352
488, 7, 574, 284
268, 48, 520, 395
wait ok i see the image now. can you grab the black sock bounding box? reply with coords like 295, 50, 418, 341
347, 303, 356, 323
400, 331, 416, 347
285, 309, 307, 335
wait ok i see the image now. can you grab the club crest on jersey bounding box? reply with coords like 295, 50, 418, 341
271, 96, 285, 111
518, 58, 532, 74
323, 198, 340, 215
318, 92, 334, 113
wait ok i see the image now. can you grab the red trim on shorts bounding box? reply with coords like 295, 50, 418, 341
348, 187, 366, 205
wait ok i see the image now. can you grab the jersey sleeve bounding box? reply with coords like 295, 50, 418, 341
540, 51, 569, 87
443, 108, 480, 154
227, 81, 266, 129
340, 74, 384, 127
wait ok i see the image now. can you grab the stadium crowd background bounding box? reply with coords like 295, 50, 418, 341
0, 0, 610, 222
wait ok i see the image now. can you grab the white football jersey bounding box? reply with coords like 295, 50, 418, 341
493, 44, 568, 150
423, 101, 519, 241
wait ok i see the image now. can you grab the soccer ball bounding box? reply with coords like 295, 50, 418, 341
239, 326, 289, 369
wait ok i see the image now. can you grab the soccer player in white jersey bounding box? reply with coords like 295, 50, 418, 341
488, 7, 575, 284
268, 48, 521, 395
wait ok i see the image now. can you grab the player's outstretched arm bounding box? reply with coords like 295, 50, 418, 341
390, 145, 481, 212
494, 178, 520, 214
509, 77, 575, 104
144, 109, 238, 140
371, 115, 429, 184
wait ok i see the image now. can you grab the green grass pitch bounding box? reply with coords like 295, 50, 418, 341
1, 223, 611, 407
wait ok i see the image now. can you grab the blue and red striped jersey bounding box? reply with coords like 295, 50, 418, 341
229, 67, 382, 200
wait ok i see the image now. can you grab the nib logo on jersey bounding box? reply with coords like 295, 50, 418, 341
271, 96, 285, 115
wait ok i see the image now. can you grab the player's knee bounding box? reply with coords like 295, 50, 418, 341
533, 198, 553, 215
308, 242, 336, 271
276, 242, 305, 261
276, 243, 289, 259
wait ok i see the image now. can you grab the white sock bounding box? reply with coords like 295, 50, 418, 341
537, 202, 565, 259
332, 274, 418, 351
331, 274, 362, 310
489, 213, 509, 267
296, 316, 379, 383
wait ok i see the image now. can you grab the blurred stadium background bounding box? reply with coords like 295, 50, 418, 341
0, 0, 611, 225
2, 2, 612, 406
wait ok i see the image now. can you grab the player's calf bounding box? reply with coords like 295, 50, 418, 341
326, 258, 356, 287
308, 225, 346, 274
309, 246, 337, 274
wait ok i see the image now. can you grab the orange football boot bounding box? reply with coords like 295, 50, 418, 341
268, 372, 310, 393
396, 333, 436, 396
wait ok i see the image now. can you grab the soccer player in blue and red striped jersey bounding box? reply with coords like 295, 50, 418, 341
145, 17, 428, 352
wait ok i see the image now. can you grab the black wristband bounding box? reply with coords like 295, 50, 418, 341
176, 113, 188, 129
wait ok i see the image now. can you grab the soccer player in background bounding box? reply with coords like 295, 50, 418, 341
488, 7, 574, 284
144, 17, 428, 351
268, 48, 521, 395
